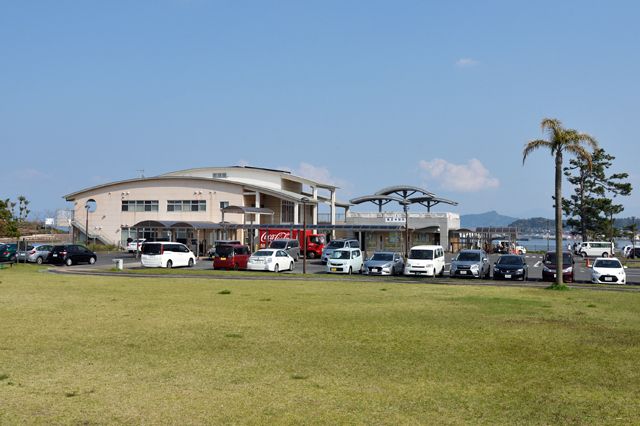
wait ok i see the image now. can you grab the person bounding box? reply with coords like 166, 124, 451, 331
573, 242, 577, 253
567, 242, 571, 252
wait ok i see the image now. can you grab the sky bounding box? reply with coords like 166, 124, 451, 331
2, 0, 639, 220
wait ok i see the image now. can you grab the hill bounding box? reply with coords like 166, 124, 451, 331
460, 211, 519, 229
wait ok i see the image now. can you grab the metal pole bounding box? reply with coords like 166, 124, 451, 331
301, 197, 309, 274
404, 204, 409, 258
632, 216, 636, 259
547, 219, 549, 252
85, 204, 90, 246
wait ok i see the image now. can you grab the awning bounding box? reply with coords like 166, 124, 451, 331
131, 220, 222, 230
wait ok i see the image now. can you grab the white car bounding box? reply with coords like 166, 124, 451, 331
247, 249, 294, 273
589, 257, 627, 284
326, 248, 363, 275
140, 242, 196, 268
404, 245, 445, 277
127, 239, 145, 253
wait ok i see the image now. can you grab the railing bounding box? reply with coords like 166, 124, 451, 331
317, 213, 346, 223
347, 212, 460, 220
71, 220, 115, 245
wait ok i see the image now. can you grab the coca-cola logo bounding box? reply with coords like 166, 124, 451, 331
259, 231, 291, 243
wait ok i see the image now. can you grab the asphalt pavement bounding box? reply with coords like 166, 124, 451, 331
41, 251, 640, 286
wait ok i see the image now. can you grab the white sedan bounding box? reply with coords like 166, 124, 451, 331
247, 249, 294, 273
590, 257, 627, 284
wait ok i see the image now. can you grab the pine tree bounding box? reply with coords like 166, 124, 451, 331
562, 148, 632, 241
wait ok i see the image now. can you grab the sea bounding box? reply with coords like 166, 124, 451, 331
517, 238, 636, 252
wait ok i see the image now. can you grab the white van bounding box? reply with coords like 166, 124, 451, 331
141, 242, 196, 268
404, 245, 445, 277
577, 241, 614, 258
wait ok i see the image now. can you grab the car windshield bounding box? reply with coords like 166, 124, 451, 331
327, 241, 345, 249
544, 253, 572, 265
331, 250, 351, 259
253, 250, 274, 257
215, 246, 234, 256
371, 253, 393, 261
497, 256, 523, 265
593, 259, 622, 268
269, 241, 287, 249
309, 235, 324, 245
409, 249, 433, 260
456, 252, 480, 262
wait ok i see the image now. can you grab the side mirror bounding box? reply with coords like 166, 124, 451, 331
588, 265, 593, 268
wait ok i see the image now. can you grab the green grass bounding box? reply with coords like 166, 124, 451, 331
1, 265, 640, 424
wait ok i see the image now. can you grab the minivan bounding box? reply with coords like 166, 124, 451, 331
141, 242, 196, 268
404, 245, 445, 277
208, 240, 241, 258
542, 251, 574, 282
577, 241, 614, 258
269, 239, 300, 260
213, 244, 251, 270
321, 239, 360, 264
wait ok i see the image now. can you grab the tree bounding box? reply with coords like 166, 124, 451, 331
523, 118, 599, 288
562, 149, 632, 242
0, 198, 20, 238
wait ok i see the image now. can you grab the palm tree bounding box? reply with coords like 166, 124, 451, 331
523, 118, 599, 288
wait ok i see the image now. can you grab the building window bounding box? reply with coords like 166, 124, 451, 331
167, 200, 206, 212
212, 173, 227, 179
220, 201, 229, 209
282, 200, 294, 223
122, 201, 159, 212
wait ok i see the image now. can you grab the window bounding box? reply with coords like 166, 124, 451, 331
122, 201, 159, 212
282, 200, 294, 223
168, 200, 206, 212
212, 173, 227, 178
220, 201, 229, 209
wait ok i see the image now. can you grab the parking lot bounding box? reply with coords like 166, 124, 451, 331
41, 251, 640, 285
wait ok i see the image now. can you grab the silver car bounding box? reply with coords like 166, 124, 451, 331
363, 252, 404, 275
17, 244, 55, 264
450, 249, 491, 279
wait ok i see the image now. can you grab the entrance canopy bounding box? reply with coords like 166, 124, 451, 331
131, 220, 223, 230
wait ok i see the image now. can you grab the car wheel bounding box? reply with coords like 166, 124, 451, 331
65, 258, 73, 267
36, 257, 43, 265
359, 264, 364, 274
603, 252, 608, 258
479, 269, 484, 279
89, 257, 96, 265
295, 253, 299, 261
308, 251, 316, 259
581, 252, 586, 258
289, 262, 294, 271
234, 263, 239, 271
166, 260, 173, 269
274, 264, 279, 273
188, 258, 194, 267
348, 266, 352, 275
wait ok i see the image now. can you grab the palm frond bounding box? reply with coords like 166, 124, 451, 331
522, 139, 552, 165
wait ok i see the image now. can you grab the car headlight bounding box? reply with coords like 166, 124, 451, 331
564, 267, 572, 273
450, 264, 457, 271
494, 267, 499, 272
543, 265, 550, 272
517, 269, 524, 273
267, 258, 272, 263
470, 264, 479, 270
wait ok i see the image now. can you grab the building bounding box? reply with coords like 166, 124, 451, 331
62, 166, 349, 250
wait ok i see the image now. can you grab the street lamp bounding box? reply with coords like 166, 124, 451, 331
300, 197, 309, 274
547, 218, 550, 252
632, 216, 636, 259
404, 202, 410, 258
85, 204, 90, 246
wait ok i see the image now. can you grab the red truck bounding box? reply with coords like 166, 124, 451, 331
259, 229, 326, 259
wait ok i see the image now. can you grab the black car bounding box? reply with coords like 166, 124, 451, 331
47, 245, 97, 266
493, 255, 528, 281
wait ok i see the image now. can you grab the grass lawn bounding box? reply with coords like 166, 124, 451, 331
1, 265, 639, 425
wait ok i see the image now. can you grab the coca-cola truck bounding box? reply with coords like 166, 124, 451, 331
259, 229, 326, 259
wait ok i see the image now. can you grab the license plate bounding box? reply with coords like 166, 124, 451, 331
414, 272, 422, 275
53, 254, 58, 257
330, 268, 337, 271
460, 271, 467, 274
605, 277, 612, 281
221, 257, 226, 261
505, 274, 511, 278
148, 255, 154, 258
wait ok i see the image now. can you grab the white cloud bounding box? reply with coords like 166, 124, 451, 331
290, 162, 355, 198
418, 158, 499, 192
455, 58, 479, 67
12, 168, 53, 180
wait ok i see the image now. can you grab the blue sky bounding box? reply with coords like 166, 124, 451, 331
2, 0, 639, 220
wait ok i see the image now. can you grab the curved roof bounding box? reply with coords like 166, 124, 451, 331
375, 185, 435, 197
409, 196, 458, 207
349, 195, 410, 205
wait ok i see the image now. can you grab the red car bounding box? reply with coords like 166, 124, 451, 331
542, 251, 574, 282
213, 244, 251, 270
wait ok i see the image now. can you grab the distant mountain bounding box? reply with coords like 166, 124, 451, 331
460, 211, 520, 229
